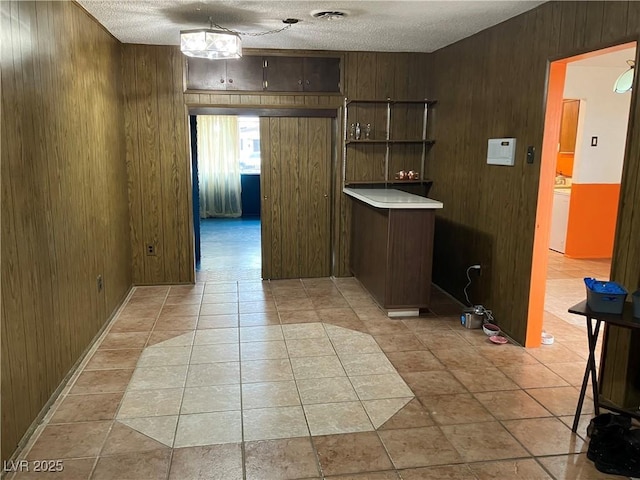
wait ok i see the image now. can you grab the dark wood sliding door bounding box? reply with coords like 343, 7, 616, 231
260, 117, 332, 279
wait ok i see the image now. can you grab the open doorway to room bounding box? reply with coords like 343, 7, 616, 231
527, 42, 636, 350
190, 115, 262, 281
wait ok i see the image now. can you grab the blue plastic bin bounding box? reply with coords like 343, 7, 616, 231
584, 278, 627, 315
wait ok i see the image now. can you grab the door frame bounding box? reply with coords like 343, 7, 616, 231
187, 106, 339, 280
526, 41, 637, 347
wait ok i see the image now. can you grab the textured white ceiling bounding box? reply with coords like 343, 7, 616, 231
77, 1, 546, 53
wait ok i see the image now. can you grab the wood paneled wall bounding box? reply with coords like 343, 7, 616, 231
123, 47, 428, 283
1, 1, 131, 462
427, 1, 640, 346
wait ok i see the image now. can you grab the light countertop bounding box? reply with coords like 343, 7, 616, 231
343, 188, 444, 209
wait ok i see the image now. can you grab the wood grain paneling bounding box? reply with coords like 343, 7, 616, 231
427, 1, 640, 353
122, 45, 194, 284
1, 1, 131, 462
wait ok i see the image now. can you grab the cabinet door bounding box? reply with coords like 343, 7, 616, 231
559, 99, 579, 153
303, 57, 340, 92
264, 57, 304, 92
549, 191, 570, 253
225, 56, 264, 91
260, 117, 331, 279
186, 57, 226, 90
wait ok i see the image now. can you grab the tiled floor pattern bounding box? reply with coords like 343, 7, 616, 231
11, 276, 628, 480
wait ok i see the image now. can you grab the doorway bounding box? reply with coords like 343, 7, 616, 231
190, 114, 263, 281
527, 42, 637, 347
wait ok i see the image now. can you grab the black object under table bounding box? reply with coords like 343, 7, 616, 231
568, 300, 640, 432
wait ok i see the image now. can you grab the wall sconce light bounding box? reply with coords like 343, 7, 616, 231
613, 60, 635, 93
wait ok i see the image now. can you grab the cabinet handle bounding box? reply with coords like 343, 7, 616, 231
220, 78, 225, 84
264, 196, 268, 200
298, 79, 303, 85
306, 80, 310, 86
263, 59, 268, 68
228, 78, 233, 84
323, 194, 328, 198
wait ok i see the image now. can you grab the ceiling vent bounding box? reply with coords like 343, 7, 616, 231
311, 11, 347, 21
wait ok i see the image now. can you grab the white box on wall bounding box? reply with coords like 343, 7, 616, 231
487, 138, 516, 166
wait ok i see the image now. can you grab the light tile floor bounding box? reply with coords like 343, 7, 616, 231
10, 273, 631, 480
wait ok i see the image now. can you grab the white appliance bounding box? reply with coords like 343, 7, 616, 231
550, 189, 571, 253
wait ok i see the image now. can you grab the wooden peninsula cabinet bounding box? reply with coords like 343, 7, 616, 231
345, 188, 443, 316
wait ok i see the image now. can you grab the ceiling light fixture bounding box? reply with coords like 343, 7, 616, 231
180, 17, 299, 60
613, 59, 635, 93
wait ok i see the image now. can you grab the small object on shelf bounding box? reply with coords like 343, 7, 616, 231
584, 277, 628, 314
407, 170, 419, 180
395, 170, 406, 180
364, 123, 372, 139
349, 123, 356, 139
633, 290, 640, 319
355, 122, 361, 140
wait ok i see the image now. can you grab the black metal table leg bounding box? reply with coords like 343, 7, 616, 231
572, 316, 601, 432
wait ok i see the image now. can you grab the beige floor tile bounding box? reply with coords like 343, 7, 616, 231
339, 353, 396, 376
538, 453, 618, 480
168, 285, 204, 296
290, 355, 346, 379
449, 367, 520, 392
402, 371, 466, 397
26, 422, 111, 460
241, 359, 294, 383
174, 411, 242, 447
499, 363, 570, 389
420, 393, 494, 425
373, 334, 427, 352
137, 346, 191, 367
161, 304, 201, 317
100, 332, 150, 350
242, 381, 301, 409
128, 365, 188, 390
102, 421, 170, 455
240, 311, 281, 326
243, 406, 309, 441
296, 377, 358, 404
186, 362, 240, 387
118, 416, 178, 447
304, 401, 374, 435
330, 335, 382, 355
378, 398, 434, 430
350, 373, 413, 400
240, 341, 288, 361
414, 330, 471, 350
92, 449, 171, 480
240, 325, 284, 342
190, 343, 239, 364
431, 347, 493, 370
181, 384, 241, 414
153, 316, 198, 331
282, 322, 327, 339
118, 388, 183, 418
385, 350, 445, 373
50, 393, 122, 424
193, 328, 239, 345
361, 397, 413, 428
85, 349, 142, 370
286, 337, 336, 357
244, 437, 320, 480
378, 426, 462, 469
473, 389, 551, 420
477, 344, 540, 366
526, 386, 592, 416
276, 298, 315, 311
559, 414, 592, 440
440, 421, 528, 462
546, 361, 591, 386
110, 317, 156, 333
147, 331, 194, 347
239, 301, 277, 314
201, 292, 239, 304
279, 310, 322, 324
502, 417, 587, 456
469, 458, 553, 479
313, 431, 393, 476
325, 324, 369, 338
527, 343, 587, 364
169, 444, 243, 480
400, 464, 476, 480
200, 302, 238, 316
204, 283, 238, 294
197, 314, 239, 329
70, 369, 134, 394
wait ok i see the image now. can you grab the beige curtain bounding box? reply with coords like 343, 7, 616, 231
197, 115, 242, 218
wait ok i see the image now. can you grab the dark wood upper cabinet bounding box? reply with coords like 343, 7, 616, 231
303, 57, 340, 92
186, 55, 341, 93
264, 56, 304, 91
225, 56, 264, 91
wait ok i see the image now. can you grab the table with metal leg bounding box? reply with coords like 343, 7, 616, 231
568, 300, 640, 432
